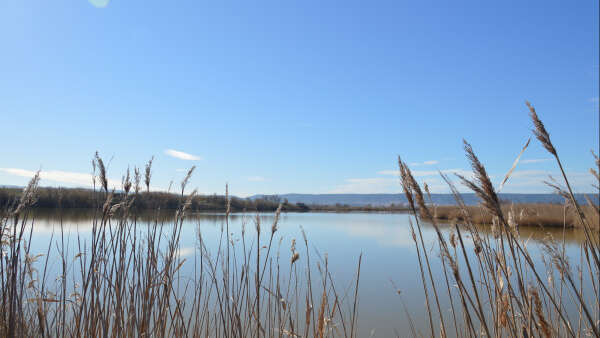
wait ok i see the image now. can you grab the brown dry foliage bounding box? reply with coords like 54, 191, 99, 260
433, 203, 599, 228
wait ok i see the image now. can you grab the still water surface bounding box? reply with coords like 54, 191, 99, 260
26, 209, 588, 337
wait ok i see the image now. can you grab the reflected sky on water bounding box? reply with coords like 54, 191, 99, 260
20, 209, 591, 337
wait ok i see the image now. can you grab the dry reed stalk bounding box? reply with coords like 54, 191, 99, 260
0, 155, 360, 338
396, 100, 598, 338
316, 289, 327, 338
528, 102, 599, 263
144, 156, 153, 193
498, 138, 531, 192
399, 158, 450, 337
531, 289, 551, 338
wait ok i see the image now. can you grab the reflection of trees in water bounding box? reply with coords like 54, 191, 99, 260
29, 208, 279, 224
28, 209, 587, 245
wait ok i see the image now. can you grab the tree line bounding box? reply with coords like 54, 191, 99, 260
0, 187, 309, 212
0, 187, 410, 213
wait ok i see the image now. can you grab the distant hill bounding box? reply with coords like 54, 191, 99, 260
4, 185, 597, 208
249, 193, 599, 206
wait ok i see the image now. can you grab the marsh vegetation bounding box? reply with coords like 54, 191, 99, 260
1, 103, 598, 337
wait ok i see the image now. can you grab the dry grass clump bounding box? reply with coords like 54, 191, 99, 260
398, 102, 599, 337
434, 203, 599, 228
0, 156, 362, 337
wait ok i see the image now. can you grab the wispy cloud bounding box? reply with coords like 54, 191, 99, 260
175, 247, 195, 258
89, 0, 110, 8
520, 158, 551, 164
329, 178, 397, 194
164, 149, 202, 161
378, 168, 472, 177
329, 175, 468, 194
376, 170, 396, 176
508, 170, 548, 178
409, 160, 439, 166
0, 167, 165, 191
247, 176, 266, 182
492, 170, 595, 193
329, 168, 595, 195
0, 168, 121, 189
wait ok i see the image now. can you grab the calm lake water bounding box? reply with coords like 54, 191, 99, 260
24, 209, 590, 337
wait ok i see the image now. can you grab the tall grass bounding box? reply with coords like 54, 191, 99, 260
0, 156, 362, 337
1, 101, 598, 337
399, 102, 599, 337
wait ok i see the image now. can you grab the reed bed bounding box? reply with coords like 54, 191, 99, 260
0, 158, 362, 337
1, 102, 598, 337
432, 203, 599, 229
399, 102, 599, 337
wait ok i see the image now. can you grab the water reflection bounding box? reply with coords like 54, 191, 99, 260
18, 208, 590, 337
27, 208, 587, 246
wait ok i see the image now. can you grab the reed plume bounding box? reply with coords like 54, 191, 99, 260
144, 156, 153, 193
526, 101, 556, 156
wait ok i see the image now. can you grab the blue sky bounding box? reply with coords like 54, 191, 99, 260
0, 0, 598, 196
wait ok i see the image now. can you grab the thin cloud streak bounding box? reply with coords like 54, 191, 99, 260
330, 168, 596, 194
509, 170, 549, 178
329, 177, 398, 194
0, 168, 120, 189
164, 149, 202, 161
378, 168, 472, 177
89, 0, 110, 8
500, 170, 595, 193
175, 247, 195, 258
409, 160, 440, 166
0, 167, 164, 191
521, 158, 551, 164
